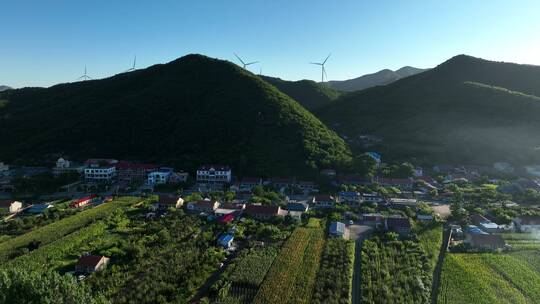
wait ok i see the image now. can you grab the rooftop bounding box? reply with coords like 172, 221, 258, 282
77, 255, 106, 268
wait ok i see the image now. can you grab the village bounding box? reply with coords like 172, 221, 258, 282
1, 153, 540, 303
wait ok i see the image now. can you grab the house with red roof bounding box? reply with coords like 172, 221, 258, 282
156, 195, 184, 209
116, 162, 159, 183
75, 255, 110, 274
70, 195, 96, 208
218, 213, 235, 224
244, 205, 283, 220
311, 195, 336, 208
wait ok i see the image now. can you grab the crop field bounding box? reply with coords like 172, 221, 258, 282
218, 246, 280, 304
502, 233, 540, 250
418, 222, 443, 268
0, 196, 140, 263
311, 238, 355, 304
438, 251, 540, 304
253, 224, 325, 304
1, 198, 224, 304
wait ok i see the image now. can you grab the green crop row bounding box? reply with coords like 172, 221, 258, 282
0, 197, 140, 263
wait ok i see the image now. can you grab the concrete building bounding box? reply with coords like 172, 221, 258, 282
196, 165, 232, 183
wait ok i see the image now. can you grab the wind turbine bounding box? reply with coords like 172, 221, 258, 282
310, 53, 331, 82
234, 53, 258, 70
125, 55, 137, 72
77, 66, 92, 81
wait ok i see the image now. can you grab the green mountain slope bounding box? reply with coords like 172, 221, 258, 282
0, 54, 351, 176
261, 76, 341, 111
327, 66, 428, 92
317, 55, 540, 165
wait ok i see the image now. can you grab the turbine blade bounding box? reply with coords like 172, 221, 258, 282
310, 62, 322, 65
246, 61, 258, 66
133, 55, 137, 68
323, 67, 328, 80
234, 53, 245, 65
323, 53, 331, 65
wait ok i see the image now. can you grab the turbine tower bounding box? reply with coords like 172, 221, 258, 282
310, 53, 331, 82
234, 53, 258, 69
125, 55, 137, 72
77, 66, 92, 81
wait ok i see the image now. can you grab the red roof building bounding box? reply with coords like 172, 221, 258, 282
75, 255, 110, 274
157, 195, 184, 209
70, 195, 96, 208
244, 205, 281, 220
218, 213, 235, 223
116, 162, 159, 183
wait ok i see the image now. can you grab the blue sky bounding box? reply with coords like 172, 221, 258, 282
1, 0, 539, 88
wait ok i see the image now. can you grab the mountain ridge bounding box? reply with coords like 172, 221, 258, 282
327, 66, 428, 92
0, 54, 352, 176
317, 54, 540, 165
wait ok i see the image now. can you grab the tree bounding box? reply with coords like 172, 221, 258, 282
352, 154, 377, 177
0, 268, 108, 304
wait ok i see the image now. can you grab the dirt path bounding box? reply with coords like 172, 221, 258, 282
431, 227, 451, 304
348, 225, 372, 304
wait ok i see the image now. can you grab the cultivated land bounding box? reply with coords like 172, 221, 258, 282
438, 234, 540, 304
253, 220, 326, 304
360, 223, 443, 304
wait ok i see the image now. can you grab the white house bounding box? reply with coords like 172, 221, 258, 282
85, 166, 116, 182
197, 165, 232, 183
0, 200, 22, 214
148, 168, 173, 185
329, 221, 347, 238
84, 159, 117, 182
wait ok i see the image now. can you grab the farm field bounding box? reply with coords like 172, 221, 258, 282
0, 196, 140, 263
253, 219, 325, 304
311, 238, 355, 304
1, 198, 225, 304
214, 246, 280, 304
360, 223, 443, 304
438, 234, 540, 304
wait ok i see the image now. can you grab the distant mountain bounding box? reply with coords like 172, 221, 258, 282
318, 55, 540, 165
0, 54, 351, 176
327, 66, 428, 92
0, 86, 12, 92
261, 76, 341, 111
